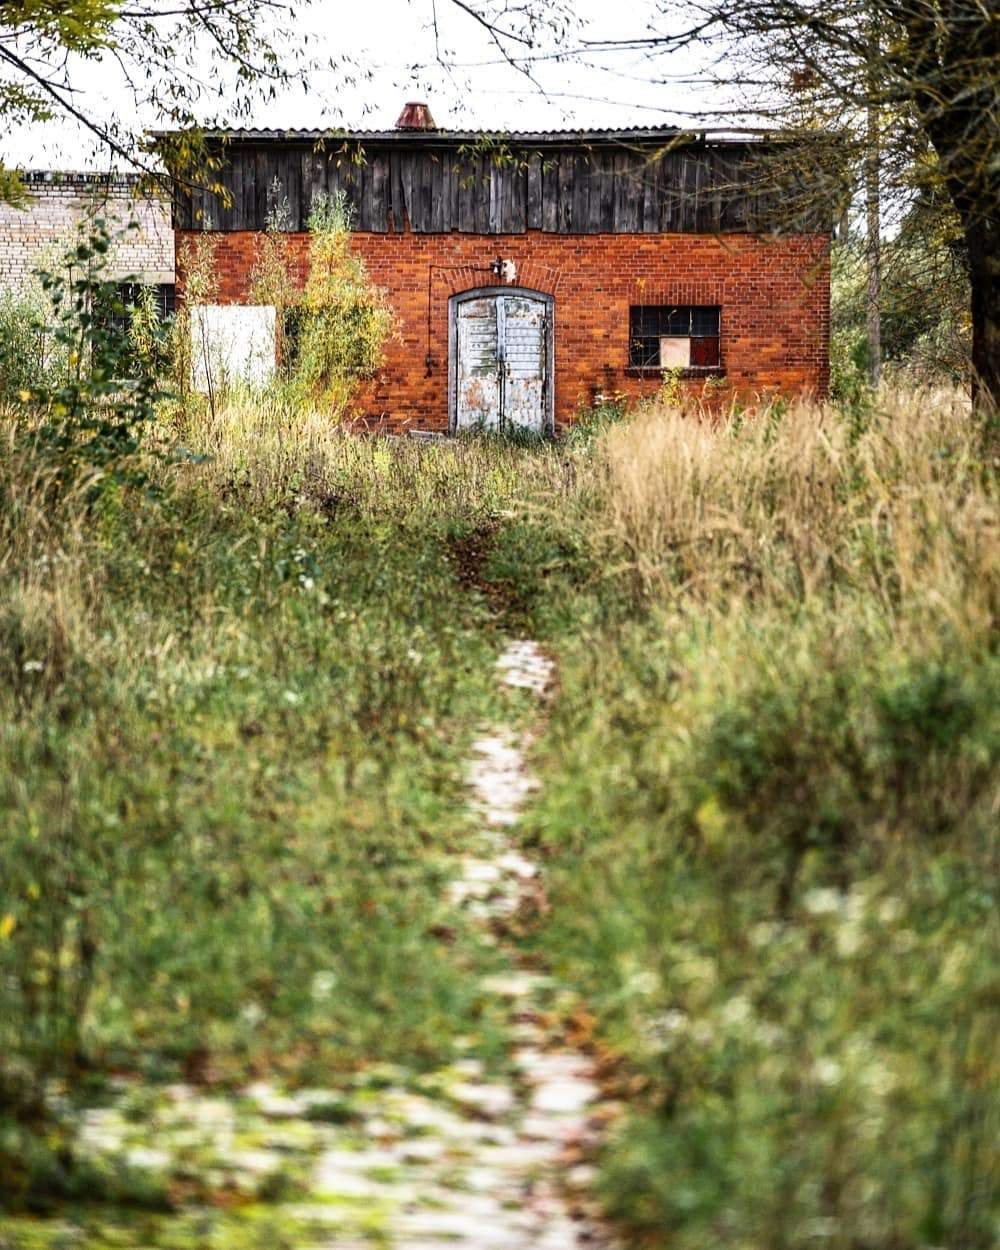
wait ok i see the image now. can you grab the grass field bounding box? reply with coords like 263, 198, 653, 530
1, 386, 996, 1247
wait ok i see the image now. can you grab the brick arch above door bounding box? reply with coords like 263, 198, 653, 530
434, 261, 563, 300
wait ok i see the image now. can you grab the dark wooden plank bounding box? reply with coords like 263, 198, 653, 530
399, 150, 416, 231
617, 152, 642, 233
501, 158, 515, 233
346, 150, 366, 224
693, 152, 712, 231
434, 154, 449, 232
301, 147, 320, 226
557, 151, 573, 232
172, 181, 188, 230
526, 152, 542, 229
612, 151, 628, 232
541, 154, 559, 232
254, 149, 269, 228
451, 154, 462, 229
280, 148, 301, 230
225, 149, 241, 229
200, 158, 221, 229
703, 147, 722, 232
475, 155, 490, 234
510, 155, 526, 232
656, 151, 677, 232
487, 155, 501, 233
324, 147, 341, 216
416, 152, 433, 231
574, 152, 589, 233
370, 152, 388, 232
457, 151, 476, 232
240, 148, 257, 230
358, 154, 371, 230
642, 151, 659, 233
679, 151, 697, 231
598, 150, 614, 232
388, 149, 403, 231
430, 152, 445, 232
446, 155, 459, 231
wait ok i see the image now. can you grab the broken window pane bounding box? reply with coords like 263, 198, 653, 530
629, 306, 722, 368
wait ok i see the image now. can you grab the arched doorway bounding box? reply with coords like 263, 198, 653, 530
449, 287, 554, 435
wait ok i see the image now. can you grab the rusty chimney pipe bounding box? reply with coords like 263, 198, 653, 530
395, 101, 437, 131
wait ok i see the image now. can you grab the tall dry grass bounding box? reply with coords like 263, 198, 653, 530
168, 387, 558, 522
586, 388, 996, 637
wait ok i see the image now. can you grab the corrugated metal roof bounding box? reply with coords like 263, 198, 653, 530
152, 125, 767, 145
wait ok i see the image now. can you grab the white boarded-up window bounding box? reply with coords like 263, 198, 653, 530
191, 305, 276, 393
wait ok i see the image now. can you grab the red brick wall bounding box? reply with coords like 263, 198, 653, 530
177, 229, 830, 430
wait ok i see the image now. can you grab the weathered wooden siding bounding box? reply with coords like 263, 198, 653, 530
175, 142, 809, 234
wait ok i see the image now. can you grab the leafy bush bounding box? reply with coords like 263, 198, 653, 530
9, 222, 162, 497
290, 192, 393, 412
0, 283, 67, 401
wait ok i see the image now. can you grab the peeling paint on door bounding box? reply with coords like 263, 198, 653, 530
502, 296, 546, 434
453, 290, 551, 434
456, 298, 501, 430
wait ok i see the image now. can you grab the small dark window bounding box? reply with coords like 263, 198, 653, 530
111, 282, 176, 333
629, 305, 721, 369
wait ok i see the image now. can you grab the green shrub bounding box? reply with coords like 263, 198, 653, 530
11, 222, 162, 498
0, 283, 66, 401
290, 191, 393, 413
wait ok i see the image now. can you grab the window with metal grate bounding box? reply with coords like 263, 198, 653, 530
629, 305, 721, 369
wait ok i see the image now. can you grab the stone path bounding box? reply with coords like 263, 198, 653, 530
442, 638, 615, 1248
8, 641, 616, 1249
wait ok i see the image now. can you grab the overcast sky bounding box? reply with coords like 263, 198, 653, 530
3, 0, 735, 170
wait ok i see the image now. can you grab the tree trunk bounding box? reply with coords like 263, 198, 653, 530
965, 214, 1000, 413
865, 21, 882, 388
865, 100, 881, 387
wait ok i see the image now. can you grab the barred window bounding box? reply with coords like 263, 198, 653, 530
629, 305, 721, 369
112, 282, 176, 332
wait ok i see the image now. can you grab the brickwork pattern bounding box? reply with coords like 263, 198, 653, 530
0, 172, 174, 289
178, 228, 831, 431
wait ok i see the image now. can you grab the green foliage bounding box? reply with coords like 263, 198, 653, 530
1, 1, 314, 207
0, 380, 994, 1245
126, 285, 173, 379
490, 392, 998, 1249
12, 221, 163, 495
248, 182, 298, 359
832, 203, 971, 386
0, 283, 65, 401
289, 192, 393, 414
0, 411, 526, 1211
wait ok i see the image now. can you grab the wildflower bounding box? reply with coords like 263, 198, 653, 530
22, 660, 44, 673
311, 970, 337, 1000
628, 970, 660, 996
720, 995, 752, 1026
241, 1002, 265, 1026
814, 1058, 842, 1086
803, 887, 843, 916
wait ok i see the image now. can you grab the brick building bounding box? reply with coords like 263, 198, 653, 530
0, 171, 174, 293
167, 105, 831, 433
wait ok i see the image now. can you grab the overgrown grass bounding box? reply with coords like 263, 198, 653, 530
1, 384, 996, 1247
492, 387, 998, 1248
0, 396, 552, 1205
